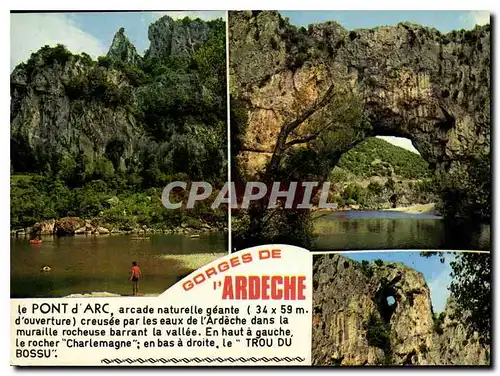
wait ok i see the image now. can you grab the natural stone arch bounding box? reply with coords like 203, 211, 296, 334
229, 11, 490, 220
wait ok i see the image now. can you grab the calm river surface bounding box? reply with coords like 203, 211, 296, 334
313, 210, 490, 251
12, 211, 490, 297
11, 233, 226, 298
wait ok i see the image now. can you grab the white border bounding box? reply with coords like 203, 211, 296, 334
3, 1, 499, 375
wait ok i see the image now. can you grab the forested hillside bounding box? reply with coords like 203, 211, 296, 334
328, 138, 436, 209
337, 137, 430, 179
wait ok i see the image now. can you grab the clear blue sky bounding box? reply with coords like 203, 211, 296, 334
280, 10, 489, 32
343, 251, 455, 312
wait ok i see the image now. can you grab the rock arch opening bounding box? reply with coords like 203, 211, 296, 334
328, 135, 434, 211
375, 278, 400, 323
230, 11, 490, 224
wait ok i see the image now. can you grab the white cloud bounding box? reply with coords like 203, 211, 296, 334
151, 11, 226, 22
10, 13, 107, 71
470, 11, 490, 26
460, 11, 490, 28
376, 136, 420, 154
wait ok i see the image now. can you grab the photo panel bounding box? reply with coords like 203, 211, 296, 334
9, 8, 492, 368
312, 250, 491, 366
10, 10, 229, 299
228, 10, 491, 253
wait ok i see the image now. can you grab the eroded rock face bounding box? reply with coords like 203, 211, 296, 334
54, 217, 86, 235
33, 219, 56, 235
10, 16, 222, 173
230, 11, 490, 214
147, 15, 212, 59
312, 254, 489, 365
107, 27, 142, 66
10, 55, 142, 172
414, 298, 490, 365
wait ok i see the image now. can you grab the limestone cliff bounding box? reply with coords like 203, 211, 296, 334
107, 27, 142, 66
146, 15, 213, 59
10, 49, 142, 172
10, 16, 223, 175
312, 254, 489, 366
229, 11, 490, 219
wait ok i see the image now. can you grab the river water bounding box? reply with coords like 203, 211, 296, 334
313, 210, 490, 251
11, 233, 226, 298
12, 211, 490, 297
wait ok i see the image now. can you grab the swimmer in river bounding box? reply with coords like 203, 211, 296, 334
129, 261, 142, 296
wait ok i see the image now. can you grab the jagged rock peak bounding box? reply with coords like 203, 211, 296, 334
146, 15, 212, 59
107, 27, 142, 65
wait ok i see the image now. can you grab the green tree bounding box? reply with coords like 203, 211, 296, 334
233, 74, 371, 250
449, 252, 491, 344
422, 251, 491, 345
193, 18, 226, 97
437, 153, 491, 221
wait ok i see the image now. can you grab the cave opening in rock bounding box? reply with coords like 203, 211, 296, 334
105, 139, 125, 172
374, 278, 399, 323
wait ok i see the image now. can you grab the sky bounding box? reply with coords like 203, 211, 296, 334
344, 251, 455, 312
10, 11, 489, 155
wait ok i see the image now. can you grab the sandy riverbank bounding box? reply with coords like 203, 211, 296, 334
383, 203, 438, 215
160, 252, 226, 269
313, 202, 438, 217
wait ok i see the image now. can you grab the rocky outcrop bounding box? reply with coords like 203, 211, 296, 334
54, 217, 86, 235
107, 27, 142, 66
312, 254, 489, 365
414, 298, 490, 365
10, 16, 223, 175
96, 226, 110, 234
33, 219, 55, 234
10, 50, 143, 173
32, 217, 110, 235
229, 11, 490, 219
146, 15, 212, 59
23, 215, 224, 236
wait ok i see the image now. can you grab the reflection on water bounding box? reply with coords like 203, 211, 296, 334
313, 211, 490, 251
11, 233, 226, 298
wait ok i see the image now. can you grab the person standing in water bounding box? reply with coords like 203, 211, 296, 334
130, 261, 142, 296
